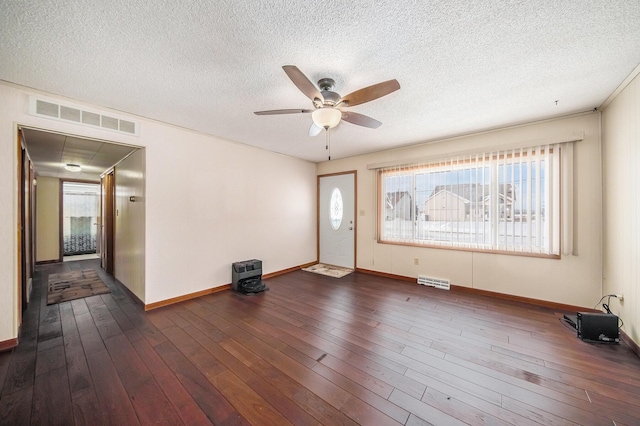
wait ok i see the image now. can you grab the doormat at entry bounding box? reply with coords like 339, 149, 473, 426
302, 263, 353, 278
47, 269, 111, 305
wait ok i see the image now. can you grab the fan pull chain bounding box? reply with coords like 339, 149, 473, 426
325, 128, 331, 160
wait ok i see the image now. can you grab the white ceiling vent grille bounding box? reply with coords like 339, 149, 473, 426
29, 96, 139, 136
417, 275, 450, 290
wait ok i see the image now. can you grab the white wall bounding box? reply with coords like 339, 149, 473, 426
35, 176, 60, 262
141, 120, 318, 304
602, 72, 640, 346
115, 148, 146, 301
318, 113, 603, 309
0, 82, 317, 343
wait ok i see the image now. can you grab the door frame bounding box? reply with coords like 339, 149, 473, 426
59, 179, 101, 261
317, 170, 357, 268
101, 169, 115, 274
17, 129, 36, 320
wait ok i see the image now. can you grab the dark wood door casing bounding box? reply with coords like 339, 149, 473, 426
101, 170, 115, 274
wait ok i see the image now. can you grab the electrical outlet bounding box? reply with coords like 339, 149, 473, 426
615, 294, 624, 302
414, 258, 419, 265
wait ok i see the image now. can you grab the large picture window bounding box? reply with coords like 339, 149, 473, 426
378, 144, 561, 256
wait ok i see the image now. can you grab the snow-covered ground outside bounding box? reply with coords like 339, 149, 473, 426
383, 218, 546, 249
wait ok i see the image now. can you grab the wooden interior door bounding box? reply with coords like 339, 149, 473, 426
101, 170, 115, 274
18, 138, 26, 313
18, 128, 35, 312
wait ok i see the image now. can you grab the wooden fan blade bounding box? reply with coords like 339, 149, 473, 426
282, 65, 323, 102
340, 79, 400, 107
309, 123, 322, 137
254, 109, 313, 115
341, 111, 382, 128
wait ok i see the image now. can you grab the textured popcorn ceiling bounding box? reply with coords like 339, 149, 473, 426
2, 1, 640, 162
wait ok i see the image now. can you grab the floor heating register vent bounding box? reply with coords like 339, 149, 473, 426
417, 275, 450, 290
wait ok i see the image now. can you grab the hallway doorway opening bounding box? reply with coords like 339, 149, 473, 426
62, 181, 101, 261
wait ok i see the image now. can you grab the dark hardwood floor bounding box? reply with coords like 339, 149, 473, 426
1, 259, 639, 425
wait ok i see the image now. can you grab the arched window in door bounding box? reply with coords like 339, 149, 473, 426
329, 187, 343, 230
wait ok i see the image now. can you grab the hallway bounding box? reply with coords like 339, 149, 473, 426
0, 259, 161, 424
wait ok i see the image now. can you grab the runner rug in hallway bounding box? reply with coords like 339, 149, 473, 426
47, 269, 110, 305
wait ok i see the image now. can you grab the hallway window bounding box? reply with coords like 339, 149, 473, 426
62, 182, 100, 256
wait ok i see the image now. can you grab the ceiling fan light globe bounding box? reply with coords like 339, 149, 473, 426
312, 108, 341, 129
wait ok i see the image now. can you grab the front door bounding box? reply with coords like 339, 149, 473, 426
319, 172, 355, 269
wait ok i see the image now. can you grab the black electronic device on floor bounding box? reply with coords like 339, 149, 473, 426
576, 312, 619, 344
232, 259, 267, 294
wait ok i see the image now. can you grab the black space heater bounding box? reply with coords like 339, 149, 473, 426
232, 259, 266, 294
576, 312, 619, 344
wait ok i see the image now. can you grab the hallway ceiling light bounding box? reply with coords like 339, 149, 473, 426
64, 163, 82, 172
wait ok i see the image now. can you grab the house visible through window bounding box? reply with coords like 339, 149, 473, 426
378, 144, 561, 256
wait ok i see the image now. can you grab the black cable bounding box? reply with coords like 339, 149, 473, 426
594, 294, 624, 329
593, 294, 616, 310
559, 316, 577, 332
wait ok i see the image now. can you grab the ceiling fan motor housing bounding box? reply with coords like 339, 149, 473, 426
317, 78, 341, 106
317, 78, 335, 91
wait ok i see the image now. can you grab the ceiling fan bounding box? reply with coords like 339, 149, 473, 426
255, 66, 400, 137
